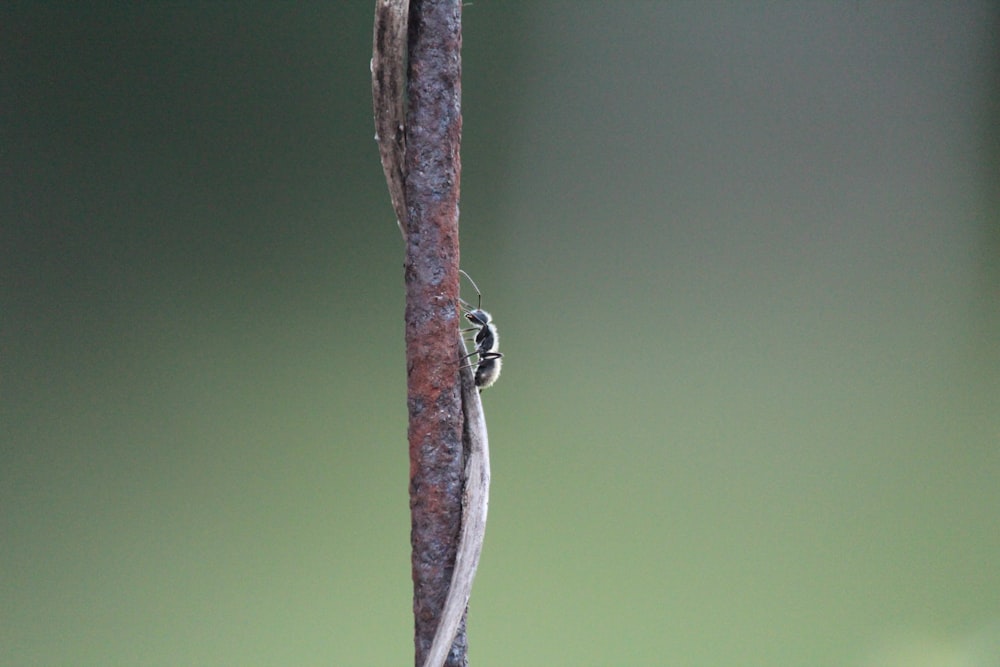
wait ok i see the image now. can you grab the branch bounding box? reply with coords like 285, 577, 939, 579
371, 1, 474, 666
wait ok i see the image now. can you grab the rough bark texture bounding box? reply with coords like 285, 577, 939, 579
403, 1, 465, 666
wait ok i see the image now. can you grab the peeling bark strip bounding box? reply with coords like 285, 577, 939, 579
421, 341, 491, 667
397, 2, 467, 667
371, 0, 409, 239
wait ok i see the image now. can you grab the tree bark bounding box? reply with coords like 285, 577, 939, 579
399, 1, 466, 666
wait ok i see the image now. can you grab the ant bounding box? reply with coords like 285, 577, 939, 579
459, 269, 502, 390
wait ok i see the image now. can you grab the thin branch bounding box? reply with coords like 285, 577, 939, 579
373, 2, 484, 665
374, 1, 469, 666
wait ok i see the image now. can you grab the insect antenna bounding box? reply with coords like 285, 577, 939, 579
458, 269, 483, 310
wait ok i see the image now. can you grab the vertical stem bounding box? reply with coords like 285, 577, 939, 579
403, 1, 465, 665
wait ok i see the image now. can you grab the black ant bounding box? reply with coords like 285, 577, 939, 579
459, 269, 502, 389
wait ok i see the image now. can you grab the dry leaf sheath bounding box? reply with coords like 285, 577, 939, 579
421, 334, 491, 667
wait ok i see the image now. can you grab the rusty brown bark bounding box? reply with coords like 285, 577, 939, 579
401, 1, 466, 666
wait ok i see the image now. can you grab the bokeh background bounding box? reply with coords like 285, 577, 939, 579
3, 3, 999, 666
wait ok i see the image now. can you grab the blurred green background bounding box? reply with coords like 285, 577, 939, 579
3, 3, 999, 666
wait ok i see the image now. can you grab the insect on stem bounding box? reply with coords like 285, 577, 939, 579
458, 270, 503, 390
